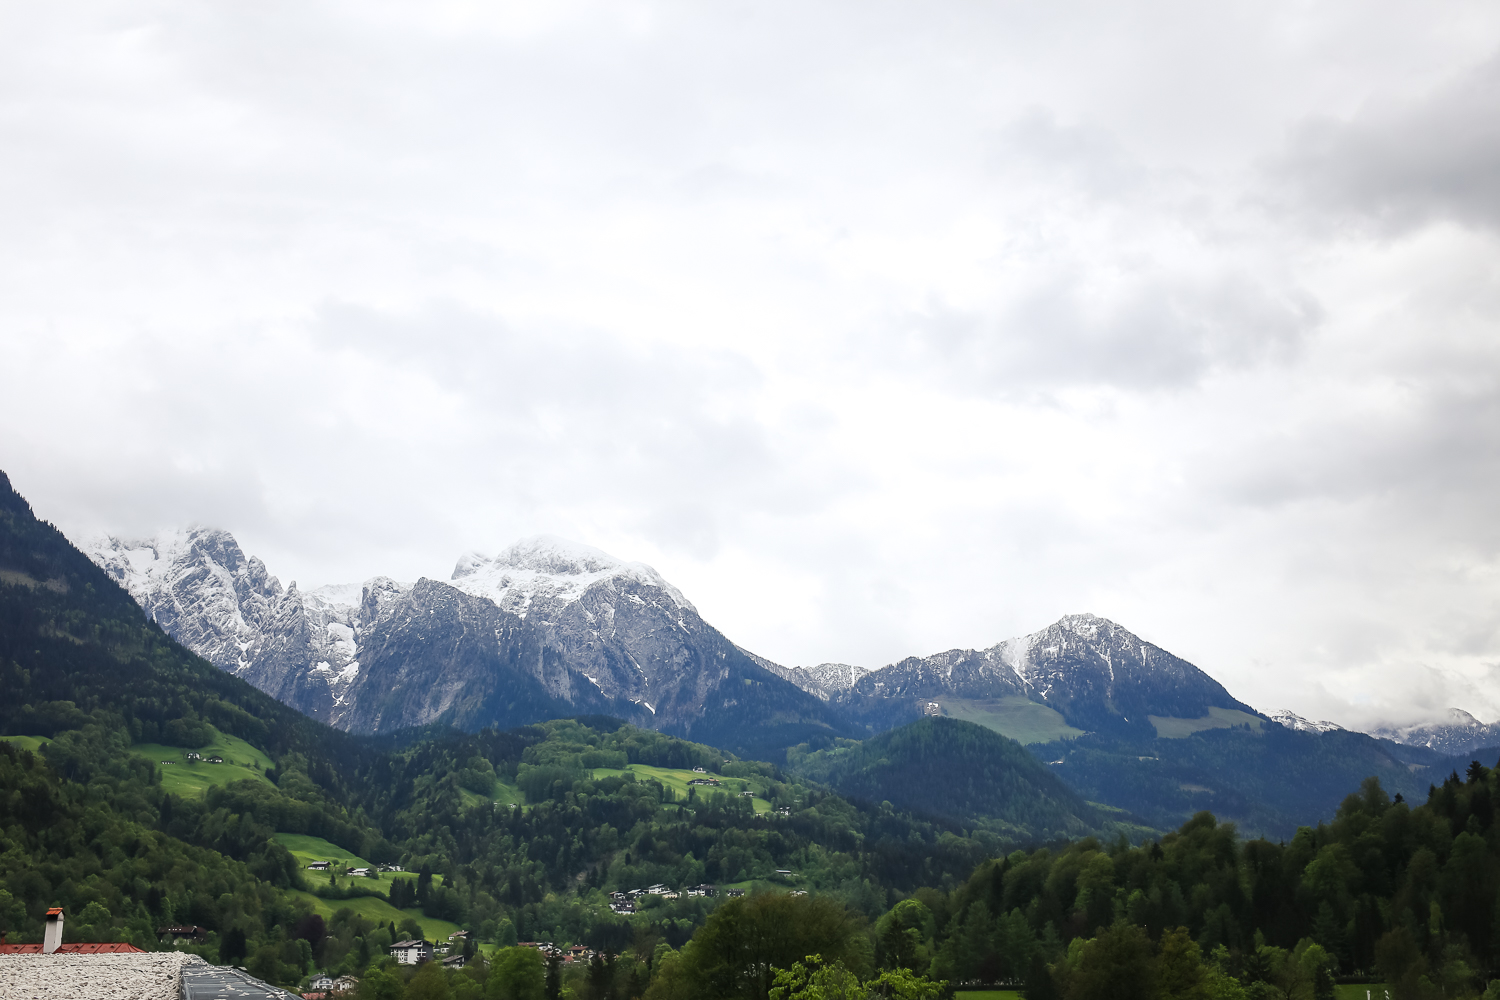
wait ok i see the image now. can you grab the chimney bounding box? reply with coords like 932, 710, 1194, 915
43, 907, 64, 954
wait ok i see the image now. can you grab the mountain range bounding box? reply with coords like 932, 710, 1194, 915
83, 529, 844, 758
81, 528, 1272, 747
75, 519, 1496, 835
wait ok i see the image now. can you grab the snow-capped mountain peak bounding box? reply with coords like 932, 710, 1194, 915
1369, 708, 1500, 756
449, 534, 694, 617
1269, 709, 1344, 734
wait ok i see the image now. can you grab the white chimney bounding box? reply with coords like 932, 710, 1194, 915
42, 907, 64, 954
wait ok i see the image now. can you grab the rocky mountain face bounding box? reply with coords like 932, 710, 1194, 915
84, 531, 846, 755
85, 527, 1259, 753
1370, 708, 1500, 757
776, 613, 1259, 739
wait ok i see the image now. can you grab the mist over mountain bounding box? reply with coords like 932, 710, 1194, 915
1369, 708, 1500, 758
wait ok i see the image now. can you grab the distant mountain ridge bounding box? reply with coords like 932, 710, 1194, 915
1370, 708, 1500, 757
84, 529, 847, 756
772, 613, 1261, 741
83, 526, 1269, 754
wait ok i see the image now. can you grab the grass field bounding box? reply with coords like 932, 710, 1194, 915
935, 697, 1086, 745
459, 778, 525, 811
954, 990, 1022, 1000
0, 735, 51, 754
1335, 986, 1389, 1000
289, 889, 460, 943
1150, 707, 1265, 739
130, 732, 277, 796
275, 833, 376, 870
590, 764, 772, 813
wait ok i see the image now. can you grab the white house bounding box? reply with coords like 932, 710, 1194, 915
390, 939, 432, 965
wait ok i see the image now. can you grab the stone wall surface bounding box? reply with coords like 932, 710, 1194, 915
0, 951, 198, 999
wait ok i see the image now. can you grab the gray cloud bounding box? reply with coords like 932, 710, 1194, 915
1275, 51, 1500, 233
2, 1, 1500, 730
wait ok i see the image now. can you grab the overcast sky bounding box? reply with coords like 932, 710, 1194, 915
4, 1, 1500, 730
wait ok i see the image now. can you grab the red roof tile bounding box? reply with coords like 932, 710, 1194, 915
0, 942, 146, 954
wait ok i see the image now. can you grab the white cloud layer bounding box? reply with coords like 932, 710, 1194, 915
4, 0, 1500, 731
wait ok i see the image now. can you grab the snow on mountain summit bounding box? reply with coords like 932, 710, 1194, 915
449, 534, 694, 618
1269, 709, 1343, 734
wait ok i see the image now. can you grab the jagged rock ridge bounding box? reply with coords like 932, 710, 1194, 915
83, 530, 844, 753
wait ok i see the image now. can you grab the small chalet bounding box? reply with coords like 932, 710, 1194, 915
333, 975, 360, 992
692, 767, 706, 773
307, 861, 331, 871
725, 889, 745, 897
774, 869, 795, 877
347, 867, 373, 877
686, 884, 716, 897
740, 791, 754, 798
311, 975, 336, 991
448, 930, 469, 941
390, 939, 432, 965
157, 924, 208, 944
206, 755, 224, 764
687, 777, 720, 787
776, 806, 791, 816
185, 752, 202, 761
379, 864, 405, 873
442, 954, 467, 969
646, 884, 671, 895
790, 890, 808, 897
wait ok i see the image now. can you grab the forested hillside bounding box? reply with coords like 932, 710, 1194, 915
786, 717, 1119, 839
1038, 724, 1441, 837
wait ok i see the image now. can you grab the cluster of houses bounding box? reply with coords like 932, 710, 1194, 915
165, 752, 225, 764
305, 973, 360, 996
607, 883, 744, 912
515, 941, 602, 965
305, 861, 405, 876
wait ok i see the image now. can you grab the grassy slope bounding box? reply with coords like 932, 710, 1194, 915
289, 889, 459, 943
0, 734, 50, 753
591, 763, 772, 813
936, 696, 1085, 745
459, 777, 525, 811
1149, 707, 1264, 739
131, 732, 277, 796
275, 832, 376, 869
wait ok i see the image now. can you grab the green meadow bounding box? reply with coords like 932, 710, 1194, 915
131, 732, 276, 796
590, 763, 772, 813
0, 734, 51, 754
289, 890, 459, 943
934, 696, 1085, 744
275, 832, 376, 870
1149, 706, 1265, 739
459, 777, 525, 811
